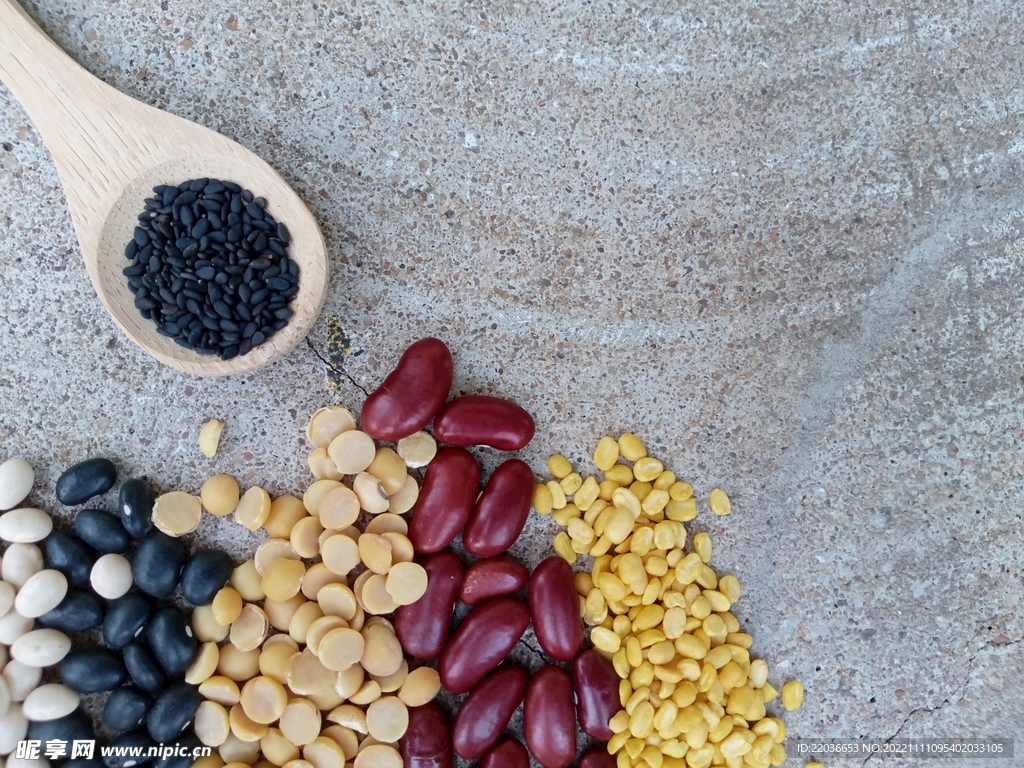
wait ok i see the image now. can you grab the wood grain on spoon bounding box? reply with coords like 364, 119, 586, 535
0, 0, 327, 375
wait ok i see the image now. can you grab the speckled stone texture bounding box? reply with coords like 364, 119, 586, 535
2, 0, 1023, 765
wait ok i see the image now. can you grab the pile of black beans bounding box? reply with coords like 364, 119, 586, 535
39, 458, 235, 768
122, 178, 299, 361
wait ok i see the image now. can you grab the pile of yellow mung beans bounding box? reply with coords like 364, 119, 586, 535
534, 433, 806, 768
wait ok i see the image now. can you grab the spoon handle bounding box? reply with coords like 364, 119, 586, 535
0, 0, 102, 148
0, 0, 150, 251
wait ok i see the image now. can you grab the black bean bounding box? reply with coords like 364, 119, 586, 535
147, 607, 197, 675
56, 458, 117, 506
201, 315, 220, 331
29, 709, 93, 745
273, 307, 294, 320
39, 589, 105, 632
178, 206, 194, 227
250, 257, 271, 270
133, 529, 187, 598
123, 641, 165, 694
104, 686, 152, 732
174, 190, 197, 206
123, 264, 145, 277
251, 288, 269, 304
238, 338, 254, 356
221, 344, 240, 360
182, 240, 199, 259
196, 266, 216, 280
61, 648, 128, 693
204, 180, 225, 194
189, 177, 208, 192
268, 239, 286, 257
268, 277, 292, 292
236, 304, 252, 322
271, 319, 288, 331
103, 592, 152, 647
133, 228, 149, 247
119, 477, 155, 539
43, 530, 95, 587
208, 229, 226, 243
218, 319, 240, 333
147, 681, 201, 742
213, 301, 232, 319
179, 549, 234, 606
251, 331, 266, 346
104, 729, 155, 768
227, 224, 242, 242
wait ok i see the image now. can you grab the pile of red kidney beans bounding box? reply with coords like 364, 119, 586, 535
360, 338, 618, 768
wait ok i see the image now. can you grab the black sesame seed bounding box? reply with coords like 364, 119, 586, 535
123, 178, 298, 357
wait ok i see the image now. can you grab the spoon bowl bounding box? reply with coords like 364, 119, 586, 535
0, 0, 326, 375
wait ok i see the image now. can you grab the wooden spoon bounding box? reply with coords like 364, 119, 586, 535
0, 0, 327, 375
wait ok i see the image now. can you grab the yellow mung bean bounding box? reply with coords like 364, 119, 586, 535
781, 680, 804, 711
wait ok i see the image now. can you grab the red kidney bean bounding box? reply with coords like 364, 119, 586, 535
408, 448, 480, 553
438, 597, 530, 694
578, 748, 617, 768
360, 337, 454, 441
572, 649, 621, 739
395, 551, 464, 660
527, 556, 583, 663
452, 666, 527, 759
458, 555, 530, 605
400, 702, 453, 768
479, 738, 530, 768
462, 459, 535, 557
523, 665, 577, 768
433, 394, 536, 450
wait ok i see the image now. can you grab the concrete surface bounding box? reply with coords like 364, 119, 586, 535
2, 0, 1023, 765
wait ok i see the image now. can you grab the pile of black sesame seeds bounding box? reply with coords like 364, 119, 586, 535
123, 178, 299, 361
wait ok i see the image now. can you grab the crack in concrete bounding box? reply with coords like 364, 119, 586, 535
306, 337, 369, 397
858, 634, 1023, 768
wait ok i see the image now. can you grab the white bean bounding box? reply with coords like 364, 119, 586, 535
0, 702, 28, 755
90, 554, 133, 599
22, 684, 78, 721
0, 676, 10, 718
1, 545, 43, 590
0, 459, 34, 511
3, 660, 41, 702
7, 757, 50, 768
14, 571, 67, 619
0, 582, 14, 617
0, 509, 52, 544
11, 630, 71, 667
0, 612, 33, 646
